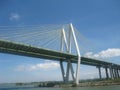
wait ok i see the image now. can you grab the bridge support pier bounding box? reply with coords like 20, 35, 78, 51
60, 23, 81, 85
97, 66, 102, 79
118, 69, 120, 78
109, 67, 114, 79
117, 68, 120, 78
105, 67, 109, 79
112, 68, 115, 79
114, 68, 118, 79
60, 60, 66, 82
114, 68, 117, 79
60, 60, 75, 83
116, 68, 120, 78
115, 68, 119, 79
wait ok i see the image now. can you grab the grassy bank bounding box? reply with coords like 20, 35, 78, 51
14, 79, 120, 87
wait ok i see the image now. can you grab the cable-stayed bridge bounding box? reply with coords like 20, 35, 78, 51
0, 23, 120, 85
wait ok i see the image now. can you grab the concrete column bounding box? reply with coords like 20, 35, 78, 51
98, 66, 102, 79
113, 68, 117, 79
60, 60, 66, 82
115, 68, 119, 79
70, 62, 75, 82
114, 68, 117, 79
116, 68, 119, 78
109, 67, 113, 79
118, 69, 120, 78
66, 60, 70, 82
111, 68, 115, 79
118, 69, 120, 77
60, 60, 76, 84
105, 67, 109, 79
112, 68, 115, 79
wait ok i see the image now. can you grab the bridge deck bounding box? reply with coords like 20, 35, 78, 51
0, 40, 120, 68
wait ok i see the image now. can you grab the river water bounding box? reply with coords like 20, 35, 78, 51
0, 85, 120, 90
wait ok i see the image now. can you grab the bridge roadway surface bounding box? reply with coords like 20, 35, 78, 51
0, 40, 120, 68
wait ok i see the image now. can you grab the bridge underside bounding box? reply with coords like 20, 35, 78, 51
0, 40, 119, 67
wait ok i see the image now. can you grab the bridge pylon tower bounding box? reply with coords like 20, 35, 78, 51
60, 23, 81, 85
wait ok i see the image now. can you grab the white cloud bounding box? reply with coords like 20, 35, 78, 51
9, 13, 20, 21
15, 61, 60, 71
84, 48, 120, 59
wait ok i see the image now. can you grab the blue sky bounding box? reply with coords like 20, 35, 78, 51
0, 0, 120, 83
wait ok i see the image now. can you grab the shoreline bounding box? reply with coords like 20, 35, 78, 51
78, 80, 120, 87
54, 79, 120, 87
36, 79, 120, 88
1, 79, 120, 88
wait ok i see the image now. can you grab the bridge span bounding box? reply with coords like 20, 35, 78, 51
0, 23, 120, 85
0, 39, 120, 83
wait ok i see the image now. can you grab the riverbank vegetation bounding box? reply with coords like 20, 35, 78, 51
13, 78, 120, 87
